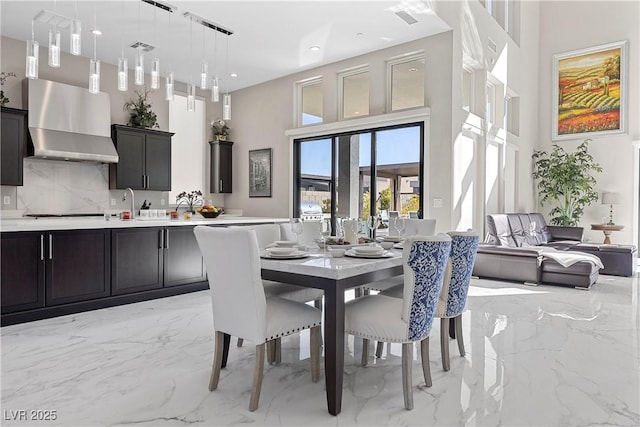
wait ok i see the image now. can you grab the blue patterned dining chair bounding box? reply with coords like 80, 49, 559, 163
435, 231, 479, 371
344, 235, 451, 410
379, 231, 480, 370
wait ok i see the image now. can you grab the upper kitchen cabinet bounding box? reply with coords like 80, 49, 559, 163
1, 107, 28, 186
110, 125, 174, 190
210, 140, 233, 193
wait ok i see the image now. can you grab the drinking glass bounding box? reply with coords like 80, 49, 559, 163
290, 218, 303, 245
368, 215, 381, 239
319, 218, 332, 257
393, 217, 406, 237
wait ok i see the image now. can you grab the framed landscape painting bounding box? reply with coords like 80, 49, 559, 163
249, 148, 272, 197
552, 40, 627, 140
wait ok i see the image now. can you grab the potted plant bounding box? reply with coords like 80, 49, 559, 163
532, 139, 602, 226
176, 190, 203, 213
211, 119, 229, 141
123, 87, 159, 129
0, 71, 17, 106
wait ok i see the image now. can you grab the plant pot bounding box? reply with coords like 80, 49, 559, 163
216, 135, 227, 141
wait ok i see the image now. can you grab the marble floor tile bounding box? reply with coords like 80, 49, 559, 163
2, 274, 639, 426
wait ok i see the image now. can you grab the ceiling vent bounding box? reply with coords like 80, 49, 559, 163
129, 41, 156, 52
33, 9, 72, 28
393, 9, 418, 25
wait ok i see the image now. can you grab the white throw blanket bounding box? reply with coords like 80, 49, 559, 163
537, 247, 604, 269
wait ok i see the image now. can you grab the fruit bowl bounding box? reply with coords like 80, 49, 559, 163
197, 208, 222, 218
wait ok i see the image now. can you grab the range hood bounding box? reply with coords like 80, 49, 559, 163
23, 79, 119, 163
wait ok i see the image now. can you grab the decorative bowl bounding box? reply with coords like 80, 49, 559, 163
273, 240, 297, 247
198, 209, 221, 218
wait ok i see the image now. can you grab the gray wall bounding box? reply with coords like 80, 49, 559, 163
538, 1, 639, 245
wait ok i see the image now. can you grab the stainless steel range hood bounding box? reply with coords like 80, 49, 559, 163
23, 79, 119, 163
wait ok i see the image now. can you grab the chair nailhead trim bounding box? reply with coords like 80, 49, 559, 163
345, 329, 414, 343
267, 321, 321, 340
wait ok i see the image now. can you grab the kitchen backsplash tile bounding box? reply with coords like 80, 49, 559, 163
6, 158, 225, 215
18, 158, 110, 213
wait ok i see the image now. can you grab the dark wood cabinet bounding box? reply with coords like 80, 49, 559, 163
1, 107, 28, 186
1, 229, 110, 312
163, 226, 206, 287
1, 232, 45, 314
110, 226, 205, 294
110, 125, 173, 190
45, 229, 111, 306
111, 227, 163, 295
210, 140, 233, 193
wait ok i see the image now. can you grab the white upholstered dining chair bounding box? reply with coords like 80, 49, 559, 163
344, 235, 451, 410
230, 224, 324, 363
279, 220, 321, 247
193, 226, 322, 412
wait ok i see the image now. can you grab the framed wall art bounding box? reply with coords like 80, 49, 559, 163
249, 148, 272, 197
552, 40, 627, 140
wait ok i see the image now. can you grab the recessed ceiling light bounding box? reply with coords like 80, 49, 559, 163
309, 45, 321, 51
356, 32, 364, 36
230, 73, 238, 78
91, 29, 102, 36
409, 68, 418, 72
380, 36, 393, 42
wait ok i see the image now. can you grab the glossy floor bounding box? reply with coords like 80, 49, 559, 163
2, 275, 638, 426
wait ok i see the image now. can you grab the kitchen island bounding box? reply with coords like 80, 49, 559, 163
1, 216, 288, 325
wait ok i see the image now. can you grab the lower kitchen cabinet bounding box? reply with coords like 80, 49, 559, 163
111, 227, 163, 295
1, 232, 45, 313
111, 226, 205, 294
45, 229, 111, 306
1, 229, 110, 312
163, 226, 206, 287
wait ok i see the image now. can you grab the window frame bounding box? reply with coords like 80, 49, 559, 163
338, 65, 370, 120
386, 52, 426, 113
296, 76, 324, 127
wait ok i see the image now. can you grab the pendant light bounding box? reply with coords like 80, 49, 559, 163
222, 33, 231, 120
200, 25, 208, 89
186, 16, 195, 112
134, 1, 144, 86
70, 1, 81, 55
165, 11, 174, 101
48, 26, 61, 67
26, 20, 39, 79
88, 7, 100, 94
117, 0, 128, 91
150, 5, 160, 90
211, 29, 219, 102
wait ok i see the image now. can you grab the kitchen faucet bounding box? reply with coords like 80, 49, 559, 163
122, 188, 135, 219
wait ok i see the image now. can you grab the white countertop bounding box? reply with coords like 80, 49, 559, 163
0, 216, 289, 232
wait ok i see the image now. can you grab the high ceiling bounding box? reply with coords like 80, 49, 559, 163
0, 1, 451, 92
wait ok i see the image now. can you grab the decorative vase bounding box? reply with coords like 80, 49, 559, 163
216, 135, 227, 141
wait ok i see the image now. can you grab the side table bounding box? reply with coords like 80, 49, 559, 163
591, 224, 624, 244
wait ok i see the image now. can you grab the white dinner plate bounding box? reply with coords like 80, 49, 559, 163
353, 246, 384, 255
345, 249, 394, 259
261, 250, 309, 260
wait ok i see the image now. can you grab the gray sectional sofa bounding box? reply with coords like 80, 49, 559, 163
473, 213, 604, 289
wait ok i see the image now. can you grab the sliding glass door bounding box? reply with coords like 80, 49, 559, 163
294, 123, 423, 232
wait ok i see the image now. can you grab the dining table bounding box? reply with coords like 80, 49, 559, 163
258, 247, 404, 416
